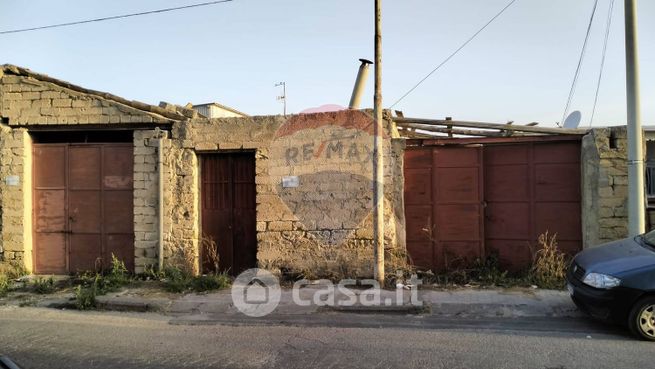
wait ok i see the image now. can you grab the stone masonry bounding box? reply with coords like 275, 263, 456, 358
0, 65, 182, 271
133, 129, 162, 270
0, 65, 183, 126
0, 126, 31, 265
163, 111, 406, 278
581, 126, 629, 248
1, 64, 648, 276
0, 65, 407, 278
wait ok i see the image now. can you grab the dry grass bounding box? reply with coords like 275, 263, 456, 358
384, 246, 415, 286
285, 244, 415, 287
0, 261, 27, 297
0, 261, 27, 280
415, 231, 569, 290
293, 248, 374, 281
529, 231, 569, 289
167, 241, 199, 276
201, 235, 220, 274
0, 274, 9, 297
160, 236, 231, 293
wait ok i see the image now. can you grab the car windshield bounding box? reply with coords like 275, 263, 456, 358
640, 230, 655, 250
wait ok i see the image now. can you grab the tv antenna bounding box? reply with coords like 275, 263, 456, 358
275, 82, 286, 116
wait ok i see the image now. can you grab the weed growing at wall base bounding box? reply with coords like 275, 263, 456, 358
31, 276, 56, 294
529, 232, 569, 289
0, 261, 27, 297
419, 231, 570, 289
161, 266, 231, 293
73, 254, 133, 309
74, 279, 99, 310
0, 274, 9, 297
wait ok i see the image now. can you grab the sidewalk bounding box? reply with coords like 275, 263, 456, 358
1, 283, 580, 321
89, 286, 580, 319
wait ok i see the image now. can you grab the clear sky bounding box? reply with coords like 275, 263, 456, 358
0, 0, 653, 127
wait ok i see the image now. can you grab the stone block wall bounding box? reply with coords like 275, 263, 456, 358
133, 130, 163, 272
163, 111, 406, 277
0, 68, 175, 126
0, 68, 179, 272
0, 126, 32, 267
0, 66, 407, 277
162, 128, 199, 272
581, 126, 629, 248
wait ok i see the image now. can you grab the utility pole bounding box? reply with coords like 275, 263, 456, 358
275, 82, 286, 116
625, 0, 645, 236
373, 0, 385, 285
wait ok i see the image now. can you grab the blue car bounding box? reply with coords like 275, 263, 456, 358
0, 356, 23, 369
566, 230, 655, 341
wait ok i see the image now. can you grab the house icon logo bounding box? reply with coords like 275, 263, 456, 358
231, 268, 281, 317
244, 278, 269, 304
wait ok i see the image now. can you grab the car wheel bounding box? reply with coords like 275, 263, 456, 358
628, 296, 655, 341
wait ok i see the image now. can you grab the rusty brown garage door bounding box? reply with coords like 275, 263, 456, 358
404, 137, 582, 272
484, 141, 582, 270
201, 153, 257, 275
33, 143, 134, 274
404, 148, 435, 270
404, 146, 484, 270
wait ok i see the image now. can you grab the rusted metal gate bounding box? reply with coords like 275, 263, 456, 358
404, 137, 582, 271
405, 147, 484, 270
33, 144, 134, 274
201, 153, 257, 275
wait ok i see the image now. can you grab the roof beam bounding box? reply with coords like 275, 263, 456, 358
394, 117, 588, 135
398, 125, 508, 137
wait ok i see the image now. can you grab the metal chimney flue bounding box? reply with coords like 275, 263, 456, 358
349, 58, 373, 109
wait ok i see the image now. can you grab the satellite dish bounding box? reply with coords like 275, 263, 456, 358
563, 111, 582, 129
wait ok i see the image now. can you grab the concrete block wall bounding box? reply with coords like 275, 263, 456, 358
581, 126, 629, 248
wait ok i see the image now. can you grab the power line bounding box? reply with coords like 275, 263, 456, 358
589, 0, 615, 127
560, 0, 599, 126
0, 0, 233, 35
389, 0, 519, 109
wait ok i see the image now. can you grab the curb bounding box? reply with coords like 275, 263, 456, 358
323, 302, 430, 315
94, 297, 169, 313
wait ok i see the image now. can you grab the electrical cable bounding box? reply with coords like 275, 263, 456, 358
389, 0, 519, 109
589, 0, 615, 127
560, 0, 599, 126
0, 0, 233, 35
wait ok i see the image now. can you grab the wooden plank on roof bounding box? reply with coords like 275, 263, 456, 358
394, 117, 587, 135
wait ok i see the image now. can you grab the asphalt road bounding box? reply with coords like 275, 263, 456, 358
0, 307, 651, 369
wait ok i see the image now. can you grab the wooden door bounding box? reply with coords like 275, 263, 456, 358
201, 153, 257, 275
33, 144, 134, 274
